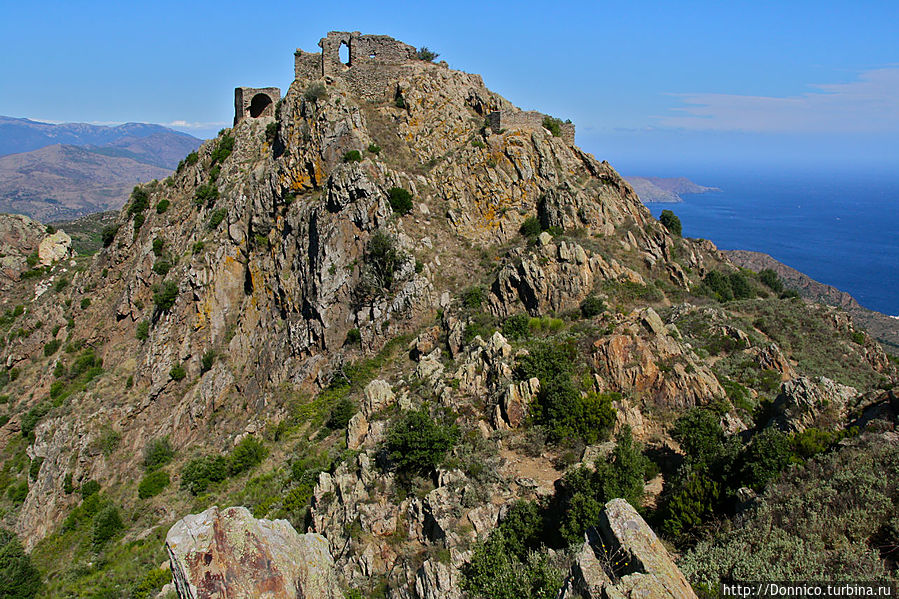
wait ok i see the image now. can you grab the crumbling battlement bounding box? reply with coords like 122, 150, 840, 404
294, 31, 421, 102
488, 110, 576, 144
234, 87, 281, 125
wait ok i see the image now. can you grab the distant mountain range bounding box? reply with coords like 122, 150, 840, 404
626, 176, 720, 203
0, 116, 202, 220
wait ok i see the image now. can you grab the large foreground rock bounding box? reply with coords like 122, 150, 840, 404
562, 498, 697, 599
166, 505, 342, 599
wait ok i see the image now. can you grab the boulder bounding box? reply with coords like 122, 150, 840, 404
166, 506, 341, 599
362, 379, 395, 417
771, 376, 857, 432
561, 499, 697, 599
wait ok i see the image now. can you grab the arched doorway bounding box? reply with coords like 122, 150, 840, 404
249, 93, 273, 118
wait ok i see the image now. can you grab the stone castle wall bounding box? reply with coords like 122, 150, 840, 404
488, 110, 575, 144
234, 87, 281, 125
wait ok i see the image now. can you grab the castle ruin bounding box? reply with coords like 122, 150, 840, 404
234, 31, 575, 143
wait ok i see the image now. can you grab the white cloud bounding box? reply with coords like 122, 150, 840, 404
657, 67, 899, 133
163, 120, 228, 130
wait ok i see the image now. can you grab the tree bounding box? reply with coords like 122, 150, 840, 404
416, 47, 439, 62
659, 209, 682, 236
387, 187, 414, 215
385, 409, 458, 478
0, 529, 42, 598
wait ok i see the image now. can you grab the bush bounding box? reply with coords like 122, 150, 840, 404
228, 436, 268, 476
659, 209, 682, 236
200, 350, 216, 373
304, 82, 327, 102
207, 208, 227, 229
739, 427, 791, 491
128, 187, 149, 216
152, 281, 179, 312
137, 470, 170, 499
54, 278, 68, 293
344, 328, 361, 346
758, 268, 783, 293
178, 151, 199, 171
343, 150, 362, 163
152, 258, 171, 276
79, 479, 101, 497
519, 216, 541, 238
192, 241, 205, 254
21, 403, 51, 438
579, 295, 605, 318
101, 225, 119, 247
90, 504, 124, 550
44, 339, 61, 356
326, 397, 355, 430
155, 199, 170, 214
6, 481, 28, 503
80, 297, 91, 309
416, 47, 439, 62
152, 238, 164, 256
210, 134, 235, 164
0, 528, 42, 598
385, 409, 458, 478
461, 530, 563, 599
135, 320, 150, 341
501, 313, 530, 341
541, 116, 563, 137
265, 121, 279, 143
181, 455, 229, 495
364, 231, 404, 291
387, 187, 413, 215
143, 437, 174, 471
367, 143, 381, 155
461, 285, 485, 310
169, 365, 186, 381
194, 183, 219, 207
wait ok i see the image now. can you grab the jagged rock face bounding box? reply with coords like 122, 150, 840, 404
0, 213, 71, 291
771, 376, 858, 432
166, 506, 342, 599
562, 499, 697, 599
592, 309, 725, 410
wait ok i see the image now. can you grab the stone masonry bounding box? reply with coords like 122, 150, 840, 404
488, 109, 576, 144
234, 87, 281, 125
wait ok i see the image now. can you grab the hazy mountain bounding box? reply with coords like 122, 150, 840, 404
626, 175, 720, 203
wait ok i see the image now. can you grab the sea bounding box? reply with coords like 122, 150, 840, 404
641, 168, 899, 317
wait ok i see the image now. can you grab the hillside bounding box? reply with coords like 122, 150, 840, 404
726, 249, 899, 351
0, 32, 895, 599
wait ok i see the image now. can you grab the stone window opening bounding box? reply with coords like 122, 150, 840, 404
339, 42, 350, 66
249, 94, 273, 118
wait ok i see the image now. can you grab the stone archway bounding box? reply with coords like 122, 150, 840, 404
249, 93, 274, 118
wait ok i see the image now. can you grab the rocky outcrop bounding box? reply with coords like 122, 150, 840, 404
165, 506, 342, 599
770, 376, 858, 432
37, 229, 73, 265
561, 498, 697, 599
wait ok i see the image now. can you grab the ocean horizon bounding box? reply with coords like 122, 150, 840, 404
643, 167, 899, 317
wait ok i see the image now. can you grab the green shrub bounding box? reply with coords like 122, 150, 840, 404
359, 231, 405, 295
542, 116, 563, 137
6, 480, 28, 503
519, 216, 541, 238
169, 365, 186, 381
152, 281, 179, 312
180, 151, 199, 170
210, 134, 235, 164
758, 268, 783, 293
326, 397, 355, 430
0, 528, 42, 598
28, 457, 44, 480
80, 480, 101, 497
416, 47, 439, 62
501, 313, 530, 341
143, 437, 174, 471
192, 241, 205, 254
739, 427, 791, 491
265, 121, 279, 143
155, 199, 170, 214
80, 297, 91, 310
152, 238, 164, 256
90, 504, 124, 550
200, 350, 216, 373
21, 403, 51, 438
367, 143, 381, 154
132, 212, 146, 236
135, 320, 150, 341
579, 295, 605, 318
128, 187, 149, 216
344, 328, 362, 345
387, 187, 413, 215
180, 455, 229, 495
138, 470, 170, 499
385, 409, 458, 478
342, 150, 362, 163
194, 183, 219, 207
659, 209, 682, 236
850, 330, 865, 345
461, 285, 486, 310
228, 436, 268, 476
54, 278, 68, 293
130, 567, 170, 599
304, 82, 327, 102
152, 258, 172, 276
207, 208, 227, 229
461, 530, 563, 599
101, 225, 119, 247
44, 339, 61, 356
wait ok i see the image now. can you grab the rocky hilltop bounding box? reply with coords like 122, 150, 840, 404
0, 32, 895, 599
625, 176, 720, 203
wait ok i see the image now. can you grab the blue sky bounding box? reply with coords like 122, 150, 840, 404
2, 0, 896, 174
